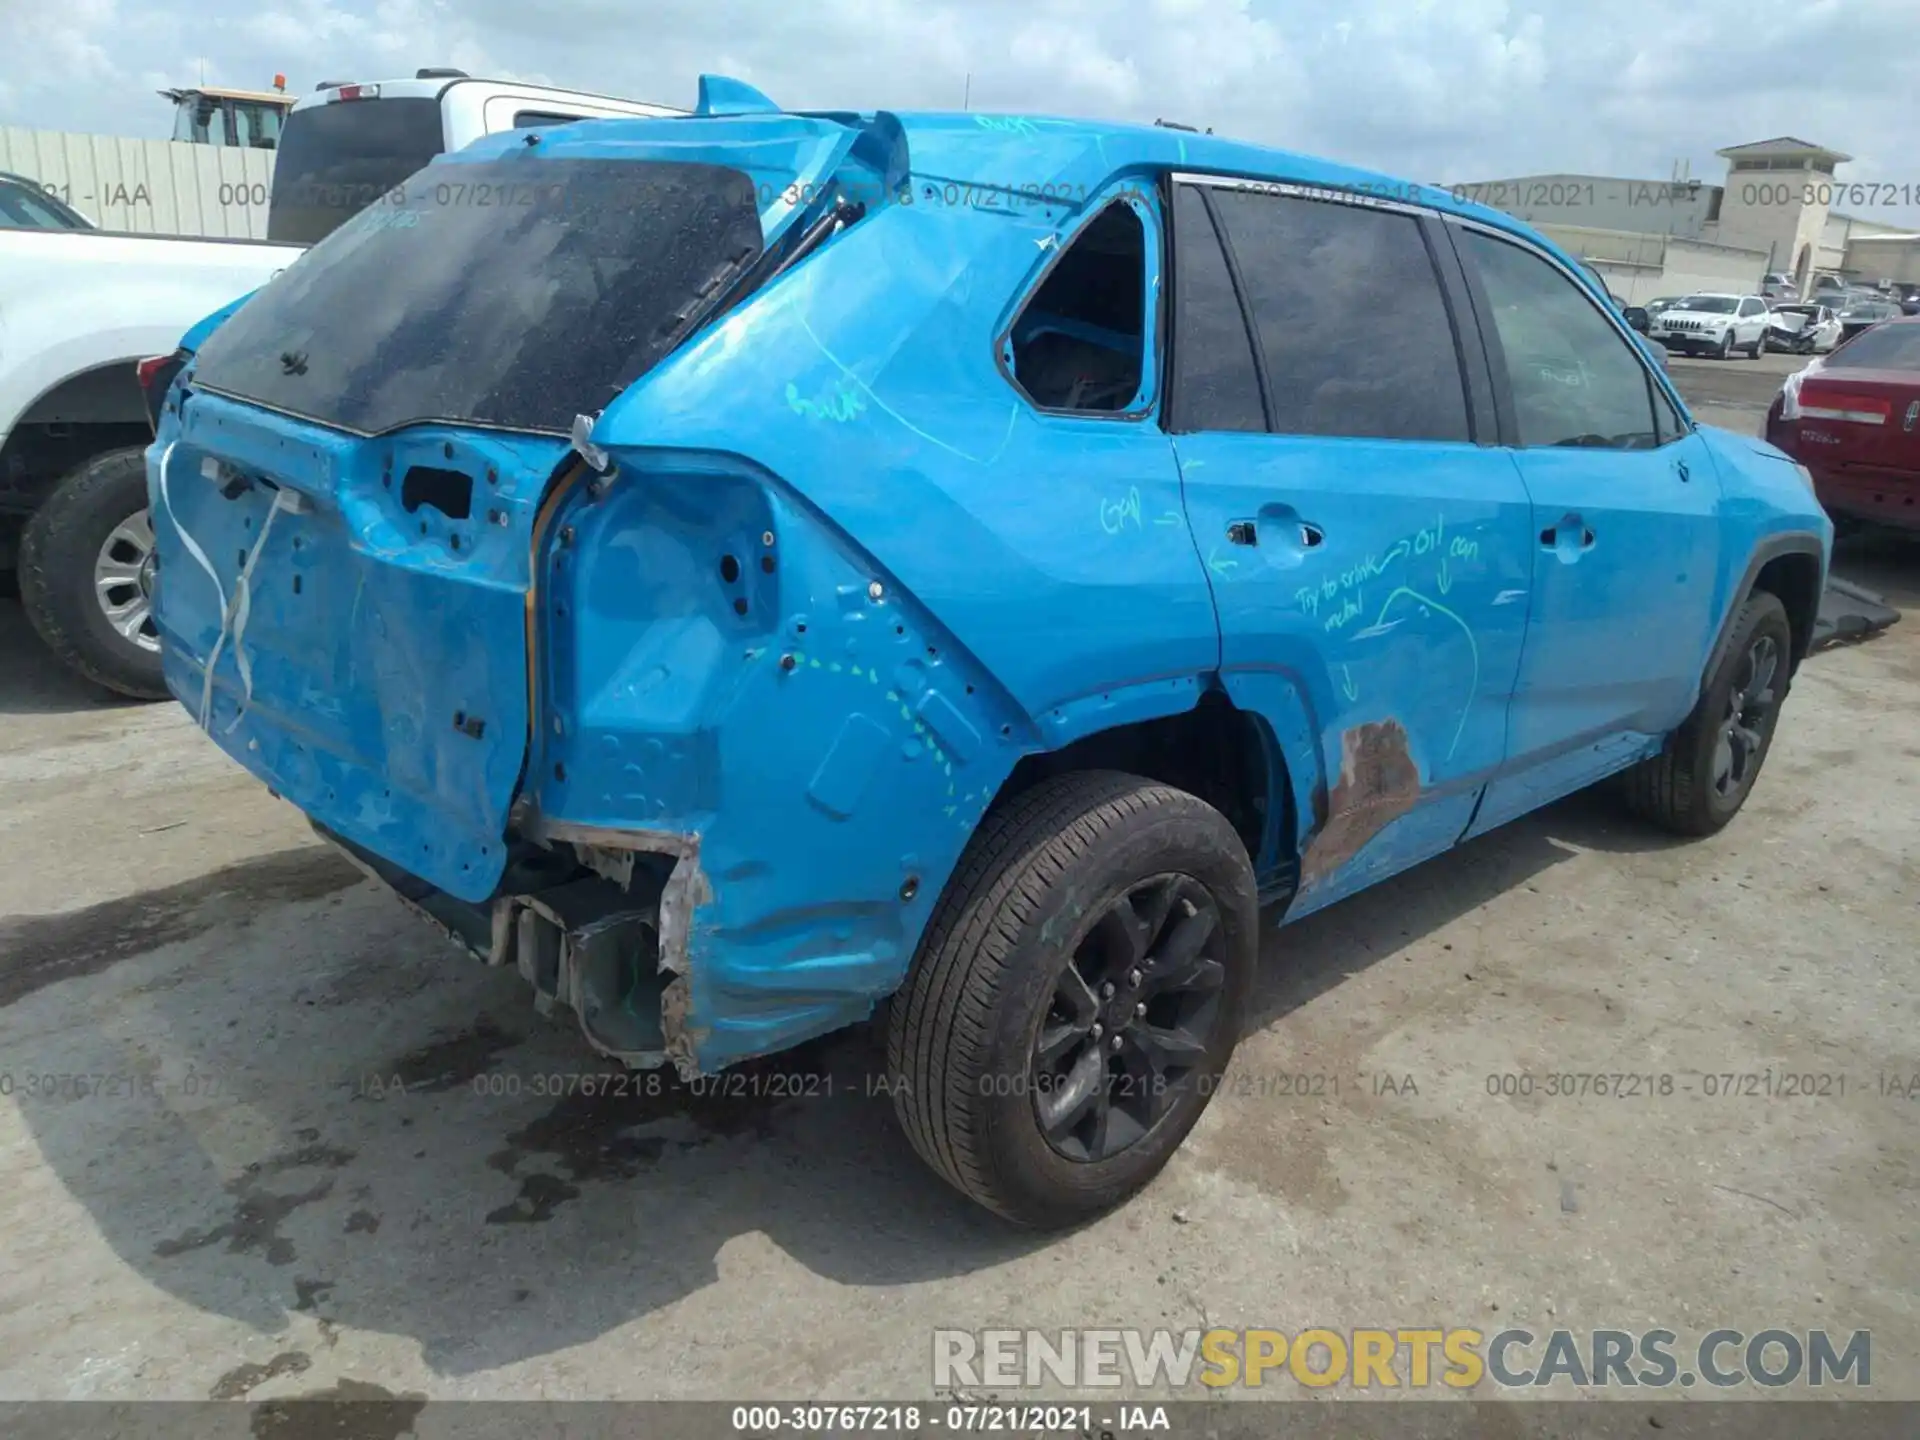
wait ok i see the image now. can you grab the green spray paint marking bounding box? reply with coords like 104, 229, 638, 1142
786, 379, 868, 423
1363, 586, 1480, 761
974, 114, 1041, 137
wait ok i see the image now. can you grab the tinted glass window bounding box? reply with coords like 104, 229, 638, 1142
1831, 323, 1920, 369
0, 178, 88, 229
196, 157, 763, 437
1169, 185, 1264, 432
1208, 189, 1470, 443
515, 111, 586, 128
268, 97, 445, 245
1652, 380, 1689, 445
1463, 229, 1659, 450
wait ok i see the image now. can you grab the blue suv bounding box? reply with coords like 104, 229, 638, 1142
146, 79, 1831, 1227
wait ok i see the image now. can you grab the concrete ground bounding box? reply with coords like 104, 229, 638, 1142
0, 354, 1914, 1406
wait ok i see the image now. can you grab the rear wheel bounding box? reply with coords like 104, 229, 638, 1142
1748, 329, 1765, 358
1621, 591, 1792, 836
18, 447, 167, 700
886, 771, 1258, 1228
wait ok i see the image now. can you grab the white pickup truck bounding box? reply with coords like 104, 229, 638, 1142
1, 70, 680, 696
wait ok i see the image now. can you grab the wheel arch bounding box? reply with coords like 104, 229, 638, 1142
0, 361, 152, 519
988, 685, 1297, 899
15, 359, 147, 429
1702, 533, 1826, 691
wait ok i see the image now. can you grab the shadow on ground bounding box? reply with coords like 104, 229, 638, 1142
3, 787, 1608, 1378
0, 598, 148, 718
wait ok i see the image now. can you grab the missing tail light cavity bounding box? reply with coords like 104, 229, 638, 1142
401, 466, 474, 521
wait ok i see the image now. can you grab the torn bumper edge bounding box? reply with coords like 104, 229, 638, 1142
314, 818, 714, 1079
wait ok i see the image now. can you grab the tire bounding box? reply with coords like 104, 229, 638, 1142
886, 771, 1258, 1228
1716, 329, 1735, 360
18, 447, 168, 700
1620, 591, 1793, 836
1748, 329, 1765, 359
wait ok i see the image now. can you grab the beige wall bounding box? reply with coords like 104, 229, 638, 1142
0, 127, 275, 238
1536, 223, 1768, 304
1842, 238, 1920, 284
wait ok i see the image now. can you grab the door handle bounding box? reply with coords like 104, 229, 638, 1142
1539, 515, 1596, 562
1231, 518, 1323, 549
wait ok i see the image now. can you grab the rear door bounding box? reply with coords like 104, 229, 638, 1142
1167, 178, 1536, 913
155, 123, 863, 903
1449, 222, 1725, 835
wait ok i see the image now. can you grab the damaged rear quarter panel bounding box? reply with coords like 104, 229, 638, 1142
529, 129, 1223, 1071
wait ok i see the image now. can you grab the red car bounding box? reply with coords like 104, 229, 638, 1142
1766, 315, 1920, 530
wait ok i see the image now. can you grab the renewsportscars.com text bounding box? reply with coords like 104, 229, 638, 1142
933, 1327, 1871, 1391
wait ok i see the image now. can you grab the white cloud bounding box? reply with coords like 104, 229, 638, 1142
0, 0, 1913, 223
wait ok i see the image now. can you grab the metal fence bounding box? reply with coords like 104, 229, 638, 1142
0, 128, 276, 238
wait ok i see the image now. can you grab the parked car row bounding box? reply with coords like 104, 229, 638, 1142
1631, 286, 1906, 360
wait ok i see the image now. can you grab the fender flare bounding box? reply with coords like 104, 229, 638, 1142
1698, 531, 1826, 699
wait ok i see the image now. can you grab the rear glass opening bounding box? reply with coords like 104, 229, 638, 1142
1832, 324, 1920, 369
1010, 202, 1146, 412
268, 96, 446, 245
194, 157, 764, 437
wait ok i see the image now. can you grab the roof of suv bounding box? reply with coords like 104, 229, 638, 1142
456, 105, 1609, 294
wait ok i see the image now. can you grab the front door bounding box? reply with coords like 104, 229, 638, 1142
1165, 178, 1536, 915
1449, 223, 1725, 835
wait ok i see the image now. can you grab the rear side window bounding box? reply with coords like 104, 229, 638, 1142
196, 157, 764, 437
1462, 229, 1660, 450
1830, 323, 1920, 369
268, 97, 445, 245
1009, 201, 1147, 412
1205, 188, 1471, 443
1168, 185, 1266, 432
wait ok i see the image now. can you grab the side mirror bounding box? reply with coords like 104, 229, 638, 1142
1622, 306, 1649, 333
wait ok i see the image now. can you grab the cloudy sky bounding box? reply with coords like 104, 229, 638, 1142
4, 0, 1917, 221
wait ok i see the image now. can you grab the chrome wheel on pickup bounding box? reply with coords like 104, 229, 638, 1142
93, 508, 161, 654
